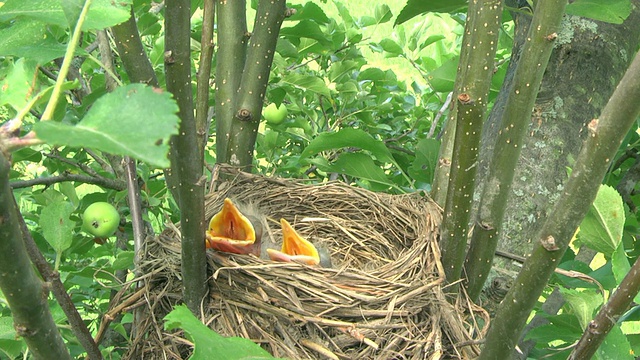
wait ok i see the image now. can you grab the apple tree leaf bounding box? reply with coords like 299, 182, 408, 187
39, 201, 75, 253
578, 185, 625, 256
566, 0, 631, 25
34, 84, 179, 168
0, 0, 131, 30
300, 128, 395, 164
164, 305, 275, 360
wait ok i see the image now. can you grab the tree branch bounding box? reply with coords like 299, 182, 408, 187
0, 153, 71, 360
224, 0, 287, 169
16, 196, 103, 360
215, 0, 248, 165
10, 173, 126, 191
165, 0, 208, 314
464, 0, 567, 300
196, 0, 215, 154
479, 39, 640, 360
569, 247, 640, 359
438, 0, 504, 288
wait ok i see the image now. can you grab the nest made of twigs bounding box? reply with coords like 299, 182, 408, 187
124, 168, 482, 359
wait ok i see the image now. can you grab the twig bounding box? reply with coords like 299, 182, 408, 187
10, 172, 126, 191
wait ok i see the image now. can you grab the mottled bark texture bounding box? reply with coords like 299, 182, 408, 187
479, 3, 640, 268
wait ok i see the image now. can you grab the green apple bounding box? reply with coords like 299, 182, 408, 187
263, 103, 288, 125
82, 202, 120, 238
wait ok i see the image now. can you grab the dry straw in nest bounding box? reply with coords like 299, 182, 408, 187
124, 169, 482, 359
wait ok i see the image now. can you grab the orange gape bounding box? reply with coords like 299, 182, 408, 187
266, 219, 320, 265
205, 198, 258, 255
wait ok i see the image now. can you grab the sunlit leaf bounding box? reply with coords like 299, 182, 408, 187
40, 201, 75, 253
164, 305, 275, 360
287, 2, 329, 23
379, 39, 403, 55
112, 251, 135, 271
579, 185, 625, 256
325, 153, 395, 190
595, 324, 634, 360
427, 57, 459, 92
395, 0, 467, 25
0, 20, 67, 64
280, 20, 331, 46
374, 4, 393, 25
566, 0, 631, 24
0, 0, 132, 30
328, 60, 362, 82
559, 288, 602, 330
281, 73, 331, 98
300, 128, 395, 164
34, 84, 179, 168
409, 138, 441, 184
0, 58, 38, 109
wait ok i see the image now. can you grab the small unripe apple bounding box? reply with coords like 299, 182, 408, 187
82, 202, 120, 238
263, 103, 288, 125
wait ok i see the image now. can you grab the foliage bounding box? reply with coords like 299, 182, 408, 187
164, 305, 276, 360
0, 0, 639, 358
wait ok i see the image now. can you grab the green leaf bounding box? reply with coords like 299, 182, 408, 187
287, 2, 329, 23
322, 153, 395, 191
374, 4, 393, 25
559, 288, 603, 330
112, 251, 134, 270
60, 0, 83, 28
328, 60, 362, 83
300, 128, 395, 164
578, 185, 625, 256
0, 0, 132, 30
0, 20, 67, 64
34, 84, 179, 168
427, 57, 459, 92
523, 323, 581, 344
281, 73, 331, 98
333, 1, 354, 27
0, 58, 38, 109
409, 138, 440, 183
566, 0, 631, 24
395, 0, 467, 25
40, 201, 75, 253
611, 243, 630, 285
280, 20, 331, 46
164, 305, 275, 360
595, 324, 634, 360
379, 39, 403, 55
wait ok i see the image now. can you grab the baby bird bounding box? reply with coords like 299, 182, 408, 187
205, 198, 262, 256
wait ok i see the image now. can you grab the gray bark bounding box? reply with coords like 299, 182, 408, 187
480, 3, 640, 267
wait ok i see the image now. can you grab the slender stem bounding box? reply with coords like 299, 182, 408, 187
196, 0, 215, 154
569, 251, 640, 359
438, 0, 504, 287
480, 43, 640, 360
41, 0, 92, 121
10, 173, 126, 190
464, 0, 567, 300
111, 7, 159, 87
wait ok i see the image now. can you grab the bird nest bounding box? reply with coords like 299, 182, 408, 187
123, 169, 483, 359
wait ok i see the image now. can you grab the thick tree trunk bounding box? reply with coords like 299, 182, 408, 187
480, 2, 640, 265
477, 1, 640, 357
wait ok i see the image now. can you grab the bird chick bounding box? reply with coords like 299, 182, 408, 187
205, 198, 263, 256
267, 219, 332, 267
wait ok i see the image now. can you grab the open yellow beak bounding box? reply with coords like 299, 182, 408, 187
206, 198, 258, 255
267, 219, 320, 265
